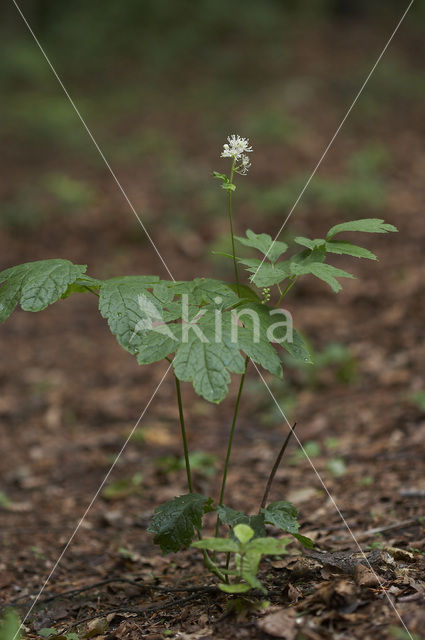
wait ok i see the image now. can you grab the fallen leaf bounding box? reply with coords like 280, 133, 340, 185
257, 608, 297, 639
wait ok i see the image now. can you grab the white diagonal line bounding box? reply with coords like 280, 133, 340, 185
252, 0, 414, 282
11, 0, 175, 283
252, 362, 414, 640
13, 363, 173, 640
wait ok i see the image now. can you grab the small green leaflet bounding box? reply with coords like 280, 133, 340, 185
245, 261, 291, 288
147, 493, 213, 554
235, 229, 288, 263
192, 538, 238, 553
326, 218, 397, 240
0, 259, 87, 322
261, 500, 314, 548
0, 609, 22, 640
295, 237, 377, 260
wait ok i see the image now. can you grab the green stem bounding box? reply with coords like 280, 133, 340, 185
214, 356, 249, 537
174, 374, 193, 493
228, 159, 240, 296
276, 276, 298, 308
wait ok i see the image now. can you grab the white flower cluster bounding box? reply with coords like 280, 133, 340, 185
221, 134, 253, 175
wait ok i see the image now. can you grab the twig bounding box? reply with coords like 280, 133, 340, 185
355, 518, 423, 541
65, 591, 214, 630
260, 422, 297, 510
0, 579, 218, 614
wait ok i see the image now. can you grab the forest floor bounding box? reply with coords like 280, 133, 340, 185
1, 16, 425, 640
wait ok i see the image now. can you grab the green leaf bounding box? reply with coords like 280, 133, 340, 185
261, 500, 299, 534
38, 629, 58, 638
325, 241, 377, 260
295, 237, 377, 260
173, 317, 245, 404
0, 609, 22, 640
289, 245, 326, 275
244, 261, 291, 288
326, 218, 397, 240
217, 506, 267, 538
0, 259, 87, 321
247, 537, 291, 555
192, 538, 238, 553
235, 230, 288, 263
292, 533, 315, 549
237, 328, 282, 378
136, 325, 180, 364
218, 582, 251, 594
307, 263, 355, 293
147, 493, 213, 554
281, 329, 313, 364
99, 276, 161, 354
61, 275, 103, 298
234, 524, 254, 544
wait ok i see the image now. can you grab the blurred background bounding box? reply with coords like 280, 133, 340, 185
0, 0, 424, 619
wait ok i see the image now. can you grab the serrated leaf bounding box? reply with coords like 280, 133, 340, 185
307, 263, 355, 293
292, 533, 315, 549
289, 245, 326, 275
0, 259, 87, 321
326, 218, 397, 240
244, 261, 291, 288
173, 317, 246, 403
217, 506, 267, 538
99, 276, 161, 354
61, 275, 103, 298
192, 538, 238, 553
136, 325, 180, 364
237, 328, 283, 378
281, 329, 313, 364
235, 230, 288, 263
295, 237, 377, 260
325, 241, 377, 260
147, 493, 213, 554
261, 500, 299, 534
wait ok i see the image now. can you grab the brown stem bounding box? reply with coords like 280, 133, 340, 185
259, 422, 297, 511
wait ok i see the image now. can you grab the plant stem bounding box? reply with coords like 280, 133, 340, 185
214, 356, 249, 537
174, 374, 193, 493
276, 276, 297, 307
259, 422, 297, 511
227, 159, 240, 296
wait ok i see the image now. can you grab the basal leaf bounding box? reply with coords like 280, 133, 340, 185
217, 505, 267, 538
147, 493, 213, 554
326, 218, 397, 240
261, 500, 299, 534
61, 275, 104, 298
235, 229, 288, 263
0, 259, 87, 321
